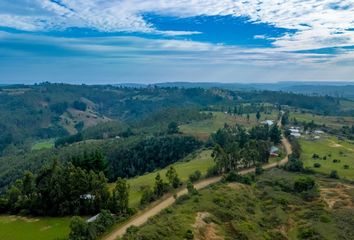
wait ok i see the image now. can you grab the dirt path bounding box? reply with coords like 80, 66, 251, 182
104, 123, 292, 240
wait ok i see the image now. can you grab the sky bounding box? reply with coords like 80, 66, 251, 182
1, 0, 354, 84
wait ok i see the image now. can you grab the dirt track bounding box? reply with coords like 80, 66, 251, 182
104, 125, 292, 240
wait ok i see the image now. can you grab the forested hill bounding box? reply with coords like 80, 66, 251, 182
0, 83, 351, 157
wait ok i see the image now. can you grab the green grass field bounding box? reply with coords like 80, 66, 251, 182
31, 139, 55, 151
0, 215, 70, 240
301, 136, 354, 180
180, 111, 278, 140
110, 150, 215, 208
290, 111, 354, 129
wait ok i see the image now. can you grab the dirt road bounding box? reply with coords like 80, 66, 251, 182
104, 134, 292, 240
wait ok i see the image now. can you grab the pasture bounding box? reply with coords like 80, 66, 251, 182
290, 111, 354, 129
180, 111, 278, 140
301, 136, 354, 180
110, 149, 215, 208
31, 139, 55, 151
0, 215, 70, 240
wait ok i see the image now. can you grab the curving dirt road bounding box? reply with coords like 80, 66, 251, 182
104, 139, 292, 240
104, 125, 292, 240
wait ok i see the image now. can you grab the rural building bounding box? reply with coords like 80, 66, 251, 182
262, 120, 274, 126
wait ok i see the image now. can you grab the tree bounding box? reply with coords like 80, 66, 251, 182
95, 210, 115, 235
281, 111, 289, 126
154, 173, 164, 197
167, 122, 179, 134
256, 111, 261, 121
187, 181, 197, 195
112, 178, 129, 215
189, 170, 202, 182
69, 216, 91, 240
140, 186, 155, 205
269, 125, 282, 144
284, 155, 303, 172
294, 177, 315, 193
246, 114, 250, 122
166, 166, 181, 188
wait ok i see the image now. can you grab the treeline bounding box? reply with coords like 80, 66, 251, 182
108, 135, 202, 179
237, 90, 342, 115
210, 124, 282, 173
0, 161, 131, 217
0, 135, 201, 192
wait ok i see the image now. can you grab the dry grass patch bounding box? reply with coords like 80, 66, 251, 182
320, 184, 354, 209
193, 212, 224, 240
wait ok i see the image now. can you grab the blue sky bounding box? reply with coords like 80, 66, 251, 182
0, 0, 354, 84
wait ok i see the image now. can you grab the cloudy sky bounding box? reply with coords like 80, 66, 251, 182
1, 0, 354, 84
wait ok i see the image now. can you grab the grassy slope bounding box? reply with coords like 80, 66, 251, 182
122, 169, 353, 240
110, 150, 214, 208
301, 136, 354, 180
180, 111, 278, 140
0, 215, 70, 240
31, 139, 55, 151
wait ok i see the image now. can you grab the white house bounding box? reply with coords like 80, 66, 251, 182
262, 120, 274, 126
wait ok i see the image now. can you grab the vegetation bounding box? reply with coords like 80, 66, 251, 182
211, 124, 280, 174
300, 137, 354, 180
69, 210, 115, 240
0, 160, 131, 217
122, 169, 354, 240
0, 215, 70, 240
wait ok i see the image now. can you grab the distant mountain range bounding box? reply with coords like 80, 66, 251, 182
115, 81, 354, 100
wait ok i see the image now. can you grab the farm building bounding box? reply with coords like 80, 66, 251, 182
261, 120, 274, 126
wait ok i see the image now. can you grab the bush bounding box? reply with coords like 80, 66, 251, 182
206, 165, 219, 177
333, 159, 341, 163
189, 170, 202, 182
312, 153, 320, 159
224, 171, 252, 185
184, 229, 194, 240
313, 163, 321, 168
329, 170, 339, 179
294, 177, 316, 193
343, 165, 350, 169
69, 210, 115, 240
255, 165, 264, 175
298, 226, 322, 239
284, 155, 303, 172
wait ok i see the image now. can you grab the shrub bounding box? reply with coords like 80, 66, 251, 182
189, 170, 202, 182
329, 170, 339, 179
206, 165, 219, 177
298, 226, 321, 239
333, 159, 341, 163
187, 181, 198, 195
343, 165, 350, 169
284, 155, 303, 172
224, 171, 252, 185
255, 165, 264, 175
313, 163, 321, 168
312, 153, 320, 159
140, 186, 155, 206
184, 229, 194, 240
294, 177, 315, 193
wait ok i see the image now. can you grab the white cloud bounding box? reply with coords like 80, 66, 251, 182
0, 0, 354, 51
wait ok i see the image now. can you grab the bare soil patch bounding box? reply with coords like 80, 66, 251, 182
193, 212, 224, 240
320, 184, 354, 209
